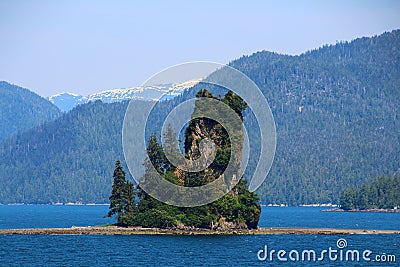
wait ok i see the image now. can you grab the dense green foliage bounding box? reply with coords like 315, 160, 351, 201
339, 174, 400, 210
107, 91, 261, 229
0, 30, 399, 205
105, 160, 136, 226
0, 100, 129, 203
0, 81, 61, 141
230, 30, 400, 205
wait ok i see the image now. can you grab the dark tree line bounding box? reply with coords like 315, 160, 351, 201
339, 174, 400, 210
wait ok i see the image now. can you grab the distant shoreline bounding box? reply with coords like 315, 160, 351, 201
0, 226, 398, 235
322, 208, 400, 213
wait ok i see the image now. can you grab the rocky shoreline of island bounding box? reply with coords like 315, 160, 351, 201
0, 226, 399, 235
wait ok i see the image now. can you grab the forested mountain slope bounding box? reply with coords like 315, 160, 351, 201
229, 30, 399, 204
0, 81, 61, 141
0, 101, 128, 203
0, 30, 398, 204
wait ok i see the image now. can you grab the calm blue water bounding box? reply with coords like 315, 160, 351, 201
0, 206, 399, 266
259, 207, 400, 230
0, 205, 113, 229
1, 205, 399, 230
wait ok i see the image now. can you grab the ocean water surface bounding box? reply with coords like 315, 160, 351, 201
0, 205, 399, 266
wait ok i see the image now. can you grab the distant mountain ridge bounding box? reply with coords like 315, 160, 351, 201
48, 79, 201, 112
0, 81, 61, 141
0, 30, 399, 204
229, 29, 400, 204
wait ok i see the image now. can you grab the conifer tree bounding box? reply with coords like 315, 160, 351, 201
339, 186, 356, 210
163, 124, 180, 173
105, 160, 136, 226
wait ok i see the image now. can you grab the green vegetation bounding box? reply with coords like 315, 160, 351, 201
105, 160, 136, 226
0, 30, 399, 205
0, 81, 61, 141
0, 100, 129, 203
230, 30, 400, 205
339, 174, 400, 210
106, 91, 261, 229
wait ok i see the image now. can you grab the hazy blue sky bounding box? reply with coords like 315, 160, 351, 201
1, 0, 399, 96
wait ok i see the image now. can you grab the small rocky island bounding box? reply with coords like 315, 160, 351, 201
105, 90, 261, 230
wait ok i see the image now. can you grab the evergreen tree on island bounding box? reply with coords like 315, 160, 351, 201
105, 160, 136, 226
106, 90, 261, 229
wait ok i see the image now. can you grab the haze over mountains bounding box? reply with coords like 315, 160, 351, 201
0, 30, 398, 205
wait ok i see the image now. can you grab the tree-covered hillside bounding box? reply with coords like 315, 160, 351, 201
0, 101, 128, 203
230, 30, 399, 204
0, 30, 399, 204
0, 81, 61, 141
0, 89, 202, 203
339, 173, 400, 210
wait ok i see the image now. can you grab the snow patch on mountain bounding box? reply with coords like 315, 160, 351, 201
48, 79, 201, 112
48, 92, 86, 112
